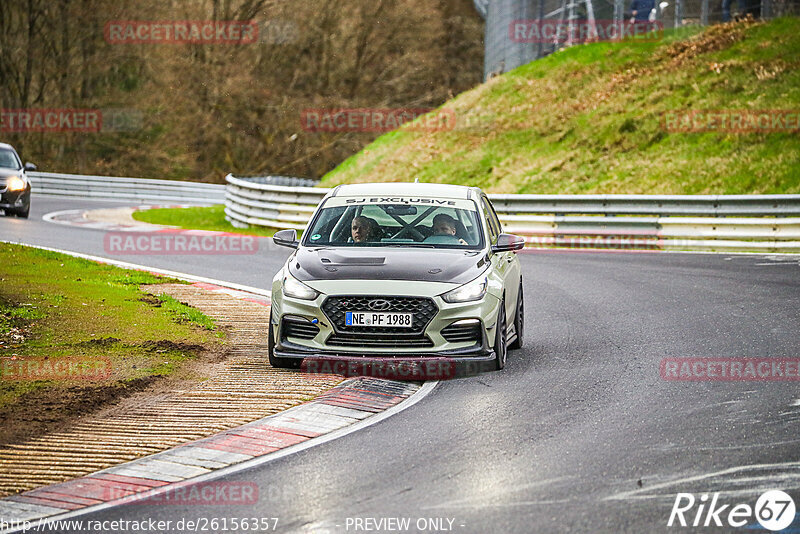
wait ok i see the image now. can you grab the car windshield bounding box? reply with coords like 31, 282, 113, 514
304, 201, 484, 249
0, 149, 21, 170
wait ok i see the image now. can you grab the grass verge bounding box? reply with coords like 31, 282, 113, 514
0, 243, 224, 444
132, 205, 279, 237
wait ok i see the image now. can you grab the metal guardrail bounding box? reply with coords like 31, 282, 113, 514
24, 171, 798, 252
224, 175, 800, 252
224, 174, 322, 229
29, 171, 225, 205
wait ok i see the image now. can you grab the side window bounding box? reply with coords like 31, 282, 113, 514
481, 196, 499, 243
485, 197, 503, 234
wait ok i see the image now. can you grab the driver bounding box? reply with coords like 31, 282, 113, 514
351, 216, 379, 243
431, 214, 468, 245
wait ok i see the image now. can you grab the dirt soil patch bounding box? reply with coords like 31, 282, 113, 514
0, 284, 342, 497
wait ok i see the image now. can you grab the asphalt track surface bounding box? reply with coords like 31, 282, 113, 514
2, 197, 799, 533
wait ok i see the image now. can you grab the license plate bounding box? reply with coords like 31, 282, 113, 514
345, 311, 413, 328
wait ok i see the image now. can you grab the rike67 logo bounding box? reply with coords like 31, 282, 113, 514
668, 490, 796, 531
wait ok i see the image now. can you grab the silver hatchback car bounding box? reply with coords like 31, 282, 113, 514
269, 182, 525, 372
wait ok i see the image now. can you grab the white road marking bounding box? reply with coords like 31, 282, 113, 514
606, 462, 800, 501
659, 438, 800, 452
422, 477, 576, 510
425, 499, 574, 509
42, 207, 175, 232
0, 381, 438, 534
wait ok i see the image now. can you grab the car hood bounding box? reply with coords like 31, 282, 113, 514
288, 247, 490, 285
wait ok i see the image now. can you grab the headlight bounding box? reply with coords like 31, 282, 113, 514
283, 272, 319, 300
6, 177, 25, 191
441, 275, 487, 303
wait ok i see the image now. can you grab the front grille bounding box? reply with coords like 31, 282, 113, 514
441, 321, 482, 344
326, 333, 434, 348
281, 316, 320, 340
321, 296, 438, 335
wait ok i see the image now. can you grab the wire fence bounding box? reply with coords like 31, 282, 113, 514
482, 0, 799, 79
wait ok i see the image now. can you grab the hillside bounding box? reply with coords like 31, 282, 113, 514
320, 18, 800, 194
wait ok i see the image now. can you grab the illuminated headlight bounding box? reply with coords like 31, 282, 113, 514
282, 272, 319, 300
441, 275, 487, 304
6, 177, 25, 192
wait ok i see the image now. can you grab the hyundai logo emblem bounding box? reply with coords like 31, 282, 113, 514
367, 299, 392, 311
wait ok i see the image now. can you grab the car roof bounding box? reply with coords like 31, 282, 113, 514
0, 143, 16, 151
330, 182, 479, 200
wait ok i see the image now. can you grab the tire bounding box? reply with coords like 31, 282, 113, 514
14, 204, 29, 219
509, 283, 524, 350
268, 312, 301, 369
494, 299, 507, 370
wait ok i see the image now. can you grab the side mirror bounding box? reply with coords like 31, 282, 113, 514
491, 233, 525, 253
273, 228, 299, 249
24, 162, 37, 172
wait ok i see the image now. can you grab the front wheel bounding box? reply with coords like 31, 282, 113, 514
14, 205, 29, 218
509, 283, 524, 350
494, 300, 507, 370
268, 312, 301, 369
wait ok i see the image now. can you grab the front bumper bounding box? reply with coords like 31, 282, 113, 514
274, 341, 496, 362
0, 189, 30, 209
271, 282, 503, 362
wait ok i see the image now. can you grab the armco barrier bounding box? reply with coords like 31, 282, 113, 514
19, 170, 799, 252
29, 171, 225, 205
224, 174, 321, 230
224, 175, 800, 252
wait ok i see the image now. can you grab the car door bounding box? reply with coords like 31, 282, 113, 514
481, 195, 520, 323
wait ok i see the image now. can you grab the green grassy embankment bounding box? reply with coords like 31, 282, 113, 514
0, 244, 223, 443
320, 18, 800, 194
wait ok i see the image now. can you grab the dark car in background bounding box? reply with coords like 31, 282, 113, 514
0, 143, 36, 218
